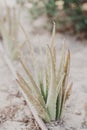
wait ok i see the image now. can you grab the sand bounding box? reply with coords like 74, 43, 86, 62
0, 1, 87, 130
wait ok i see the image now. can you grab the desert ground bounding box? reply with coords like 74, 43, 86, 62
0, 1, 87, 130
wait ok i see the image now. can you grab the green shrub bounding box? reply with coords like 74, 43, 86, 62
63, 0, 87, 33
28, 0, 87, 34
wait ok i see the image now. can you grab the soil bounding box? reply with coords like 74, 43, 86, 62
0, 1, 87, 130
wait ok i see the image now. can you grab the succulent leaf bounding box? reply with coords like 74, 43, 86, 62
16, 78, 50, 122
19, 57, 45, 106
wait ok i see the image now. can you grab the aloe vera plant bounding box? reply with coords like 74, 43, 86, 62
17, 23, 72, 123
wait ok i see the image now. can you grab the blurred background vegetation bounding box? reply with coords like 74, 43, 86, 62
17, 0, 87, 39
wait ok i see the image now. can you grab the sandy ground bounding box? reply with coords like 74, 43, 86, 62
0, 2, 87, 130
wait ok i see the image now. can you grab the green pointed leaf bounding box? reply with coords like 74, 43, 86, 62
16, 78, 50, 122
17, 72, 32, 92
19, 57, 45, 106
57, 44, 66, 84
46, 46, 57, 120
